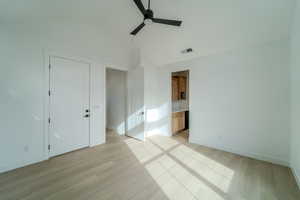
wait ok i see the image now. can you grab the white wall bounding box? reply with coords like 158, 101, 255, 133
290, 0, 300, 187
144, 40, 290, 166
0, 23, 131, 173
135, 0, 294, 66
144, 67, 171, 137
106, 69, 127, 135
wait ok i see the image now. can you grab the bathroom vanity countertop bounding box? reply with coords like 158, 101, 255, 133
172, 109, 189, 113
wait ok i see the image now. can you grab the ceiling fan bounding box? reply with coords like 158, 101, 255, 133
130, 0, 182, 35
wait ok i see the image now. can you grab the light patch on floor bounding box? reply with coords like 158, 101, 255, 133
125, 134, 231, 199
147, 135, 179, 150
146, 155, 224, 200
124, 138, 162, 163
170, 145, 234, 193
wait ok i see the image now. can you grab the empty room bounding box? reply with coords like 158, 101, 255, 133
1, 0, 300, 199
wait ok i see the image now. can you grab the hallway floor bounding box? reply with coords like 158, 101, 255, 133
0, 130, 299, 200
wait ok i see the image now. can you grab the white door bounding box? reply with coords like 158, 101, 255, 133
126, 67, 145, 141
49, 56, 90, 157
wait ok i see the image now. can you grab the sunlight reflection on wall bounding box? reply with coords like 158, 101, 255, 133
126, 107, 144, 131
145, 103, 170, 137
116, 122, 125, 135
146, 103, 169, 123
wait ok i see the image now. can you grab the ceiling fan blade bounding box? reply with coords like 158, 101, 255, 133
152, 18, 182, 26
130, 22, 145, 35
133, 0, 146, 15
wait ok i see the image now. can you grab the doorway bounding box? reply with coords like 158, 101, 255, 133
171, 70, 189, 141
106, 67, 145, 142
106, 68, 127, 136
48, 56, 91, 157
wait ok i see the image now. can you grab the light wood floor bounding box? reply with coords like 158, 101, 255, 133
0, 130, 299, 200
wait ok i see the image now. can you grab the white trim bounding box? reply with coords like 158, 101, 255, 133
47, 55, 92, 158
291, 167, 300, 189
0, 157, 46, 174
169, 68, 192, 141
189, 138, 290, 167
43, 50, 50, 160
44, 49, 106, 159
168, 71, 173, 137
88, 62, 92, 146
103, 67, 107, 145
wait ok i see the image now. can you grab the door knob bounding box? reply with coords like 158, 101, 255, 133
84, 114, 90, 118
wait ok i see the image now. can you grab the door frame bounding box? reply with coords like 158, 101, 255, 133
44, 52, 92, 159
169, 68, 192, 143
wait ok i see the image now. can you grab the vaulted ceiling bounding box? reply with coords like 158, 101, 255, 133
135, 0, 295, 66
0, 0, 295, 67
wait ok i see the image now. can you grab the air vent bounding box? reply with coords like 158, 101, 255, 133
181, 48, 193, 54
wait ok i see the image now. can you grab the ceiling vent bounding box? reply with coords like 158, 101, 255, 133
181, 48, 193, 54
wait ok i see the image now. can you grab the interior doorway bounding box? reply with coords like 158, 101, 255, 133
48, 56, 91, 157
106, 67, 146, 142
171, 70, 189, 141
106, 68, 127, 136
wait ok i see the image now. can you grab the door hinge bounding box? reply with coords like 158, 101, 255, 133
48, 145, 51, 151
48, 118, 51, 124
48, 90, 51, 96
48, 64, 51, 69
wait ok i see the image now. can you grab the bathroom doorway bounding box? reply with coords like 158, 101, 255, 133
171, 70, 189, 141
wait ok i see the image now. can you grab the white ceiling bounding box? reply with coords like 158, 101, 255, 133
136, 0, 295, 66
0, 0, 295, 67
0, 0, 140, 41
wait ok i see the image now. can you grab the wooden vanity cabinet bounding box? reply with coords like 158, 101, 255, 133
172, 111, 185, 134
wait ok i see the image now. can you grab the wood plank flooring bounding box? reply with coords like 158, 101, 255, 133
0, 130, 299, 200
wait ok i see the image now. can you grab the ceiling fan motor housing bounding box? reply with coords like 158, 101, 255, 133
144, 9, 154, 20
131, 0, 182, 35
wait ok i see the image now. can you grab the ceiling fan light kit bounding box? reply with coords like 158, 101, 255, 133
131, 0, 183, 35
144, 18, 153, 25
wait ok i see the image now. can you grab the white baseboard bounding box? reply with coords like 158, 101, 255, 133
0, 157, 46, 174
189, 138, 289, 167
90, 140, 105, 147
0, 141, 107, 174
291, 167, 300, 189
